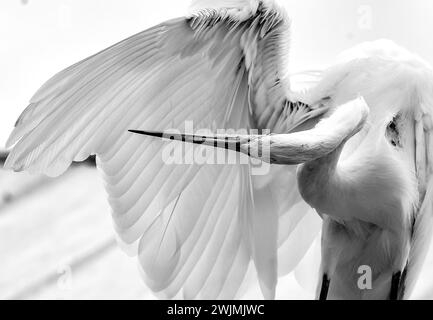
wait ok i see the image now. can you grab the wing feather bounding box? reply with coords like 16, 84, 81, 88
403, 103, 433, 298
5, 0, 319, 299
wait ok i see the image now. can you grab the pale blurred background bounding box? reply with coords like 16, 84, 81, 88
2, 0, 433, 299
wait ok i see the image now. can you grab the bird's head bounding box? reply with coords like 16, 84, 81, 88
128, 97, 369, 166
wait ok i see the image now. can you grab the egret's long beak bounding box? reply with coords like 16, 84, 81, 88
129, 97, 369, 165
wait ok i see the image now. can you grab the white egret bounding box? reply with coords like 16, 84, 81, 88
5, 0, 433, 300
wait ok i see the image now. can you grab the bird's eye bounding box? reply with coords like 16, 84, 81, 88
385, 114, 401, 147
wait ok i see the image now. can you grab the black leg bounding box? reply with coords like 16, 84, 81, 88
397, 266, 408, 300
319, 274, 330, 300
389, 271, 401, 300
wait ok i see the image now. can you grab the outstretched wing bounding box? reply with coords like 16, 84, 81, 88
5, 0, 321, 299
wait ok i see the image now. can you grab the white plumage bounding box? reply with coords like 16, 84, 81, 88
297, 39, 433, 299
4, 0, 433, 299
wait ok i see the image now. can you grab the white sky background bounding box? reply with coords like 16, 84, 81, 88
1, 0, 433, 146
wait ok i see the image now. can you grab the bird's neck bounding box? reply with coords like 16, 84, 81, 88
297, 143, 346, 212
